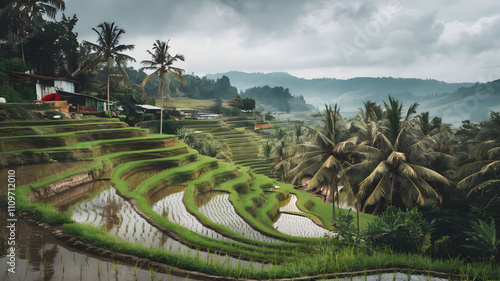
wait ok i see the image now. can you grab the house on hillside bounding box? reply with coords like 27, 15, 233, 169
9, 71, 77, 100
136, 104, 161, 114
56, 90, 108, 112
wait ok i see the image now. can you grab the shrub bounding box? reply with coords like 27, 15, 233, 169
143, 113, 155, 121
333, 209, 359, 244
464, 218, 500, 261
363, 206, 432, 253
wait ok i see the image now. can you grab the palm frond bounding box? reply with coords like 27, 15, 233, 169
487, 147, 500, 160
399, 177, 424, 207
359, 161, 390, 192
140, 70, 160, 88
398, 163, 417, 178
407, 163, 450, 185
373, 132, 394, 156
480, 160, 500, 174
362, 175, 390, 211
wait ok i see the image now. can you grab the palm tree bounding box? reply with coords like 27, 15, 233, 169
417, 111, 442, 136
383, 95, 419, 144
340, 97, 449, 215
139, 40, 185, 134
279, 104, 354, 224
457, 111, 500, 196
74, 22, 135, 112
2, 0, 65, 22
2, 0, 66, 62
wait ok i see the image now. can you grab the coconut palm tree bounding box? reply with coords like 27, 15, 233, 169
74, 22, 135, 112
1, 0, 66, 62
340, 97, 449, 215
457, 111, 500, 196
279, 104, 354, 224
139, 40, 185, 134
2, 0, 65, 22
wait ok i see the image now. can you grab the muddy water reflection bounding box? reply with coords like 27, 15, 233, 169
273, 213, 333, 238
70, 186, 264, 268
71, 186, 190, 249
0, 209, 192, 281
323, 272, 448, 281
151, 187, 231, 241
197, 192, 282, 243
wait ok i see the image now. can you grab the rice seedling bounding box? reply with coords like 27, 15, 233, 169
42, 259, 47, 278
134, 260, 138, 279
149, 264, 156, 281
113, 260, 121, 278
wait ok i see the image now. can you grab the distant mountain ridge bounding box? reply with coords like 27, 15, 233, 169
206, 71, 473, 101
206, 71, 500, 125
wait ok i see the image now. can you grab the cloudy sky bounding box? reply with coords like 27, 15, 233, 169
61, 0, 500, 83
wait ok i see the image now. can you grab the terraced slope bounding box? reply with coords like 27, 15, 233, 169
184, 120, 275, 178
6, 117, 374, 279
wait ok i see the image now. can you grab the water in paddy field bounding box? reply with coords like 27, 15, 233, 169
274, 194, 334, 238
0, 208, 193, 281
150, 186, 233, 241
323, 272, 448, 281
196, 191, 283, 243
66, 185, 266, 269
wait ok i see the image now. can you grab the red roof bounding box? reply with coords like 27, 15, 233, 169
41, 93, 63, 101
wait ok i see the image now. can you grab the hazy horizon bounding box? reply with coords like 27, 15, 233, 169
61, 0, 500, 84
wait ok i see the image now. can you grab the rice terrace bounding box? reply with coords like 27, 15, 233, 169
1, 1, 500, 281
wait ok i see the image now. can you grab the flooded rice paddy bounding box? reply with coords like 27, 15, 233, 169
273, 213, 333, 238
279, 194, 303, 213
0, 209, 193, 281
323, 272, 448, 281
275, 194, 334, 238
151, 187, 231, 241
196, 192, 283, 243
69, 186, 264, 268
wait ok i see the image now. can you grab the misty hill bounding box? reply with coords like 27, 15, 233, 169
206, 71, 500, 125
420, 80, 500, 126
206, 72, 473, 107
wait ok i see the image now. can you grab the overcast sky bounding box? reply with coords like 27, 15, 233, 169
61, 0, 500, 83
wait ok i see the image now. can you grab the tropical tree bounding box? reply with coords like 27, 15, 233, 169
340, 97, 449, 215
1, 0, 66, 62
456, 111, 500, 196
74, 22, 135, 112
139, 40, 185, 134
359, 100, 384, 123
2, 0, 65, 22
417, 111, 442, 136
278, 104, 353, 224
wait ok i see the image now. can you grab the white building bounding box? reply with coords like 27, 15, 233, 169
8, 71, 77, 100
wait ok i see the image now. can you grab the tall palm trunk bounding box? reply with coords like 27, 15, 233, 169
159, 77, 165, 135
107, 70, 111, 112
330, 174, 337, 226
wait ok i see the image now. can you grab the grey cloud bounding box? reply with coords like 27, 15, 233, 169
60, 0, 500, 82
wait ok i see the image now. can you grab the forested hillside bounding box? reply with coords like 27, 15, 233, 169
207, 71, 500, 125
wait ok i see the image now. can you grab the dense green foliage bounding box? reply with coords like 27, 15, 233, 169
364, 207, 432, 253
241, 85, 308, 112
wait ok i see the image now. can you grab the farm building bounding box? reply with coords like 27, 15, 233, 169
56, 90, 108, 112
8, 71, 77, 100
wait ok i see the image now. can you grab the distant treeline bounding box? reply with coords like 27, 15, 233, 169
241, 85, 308, 112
